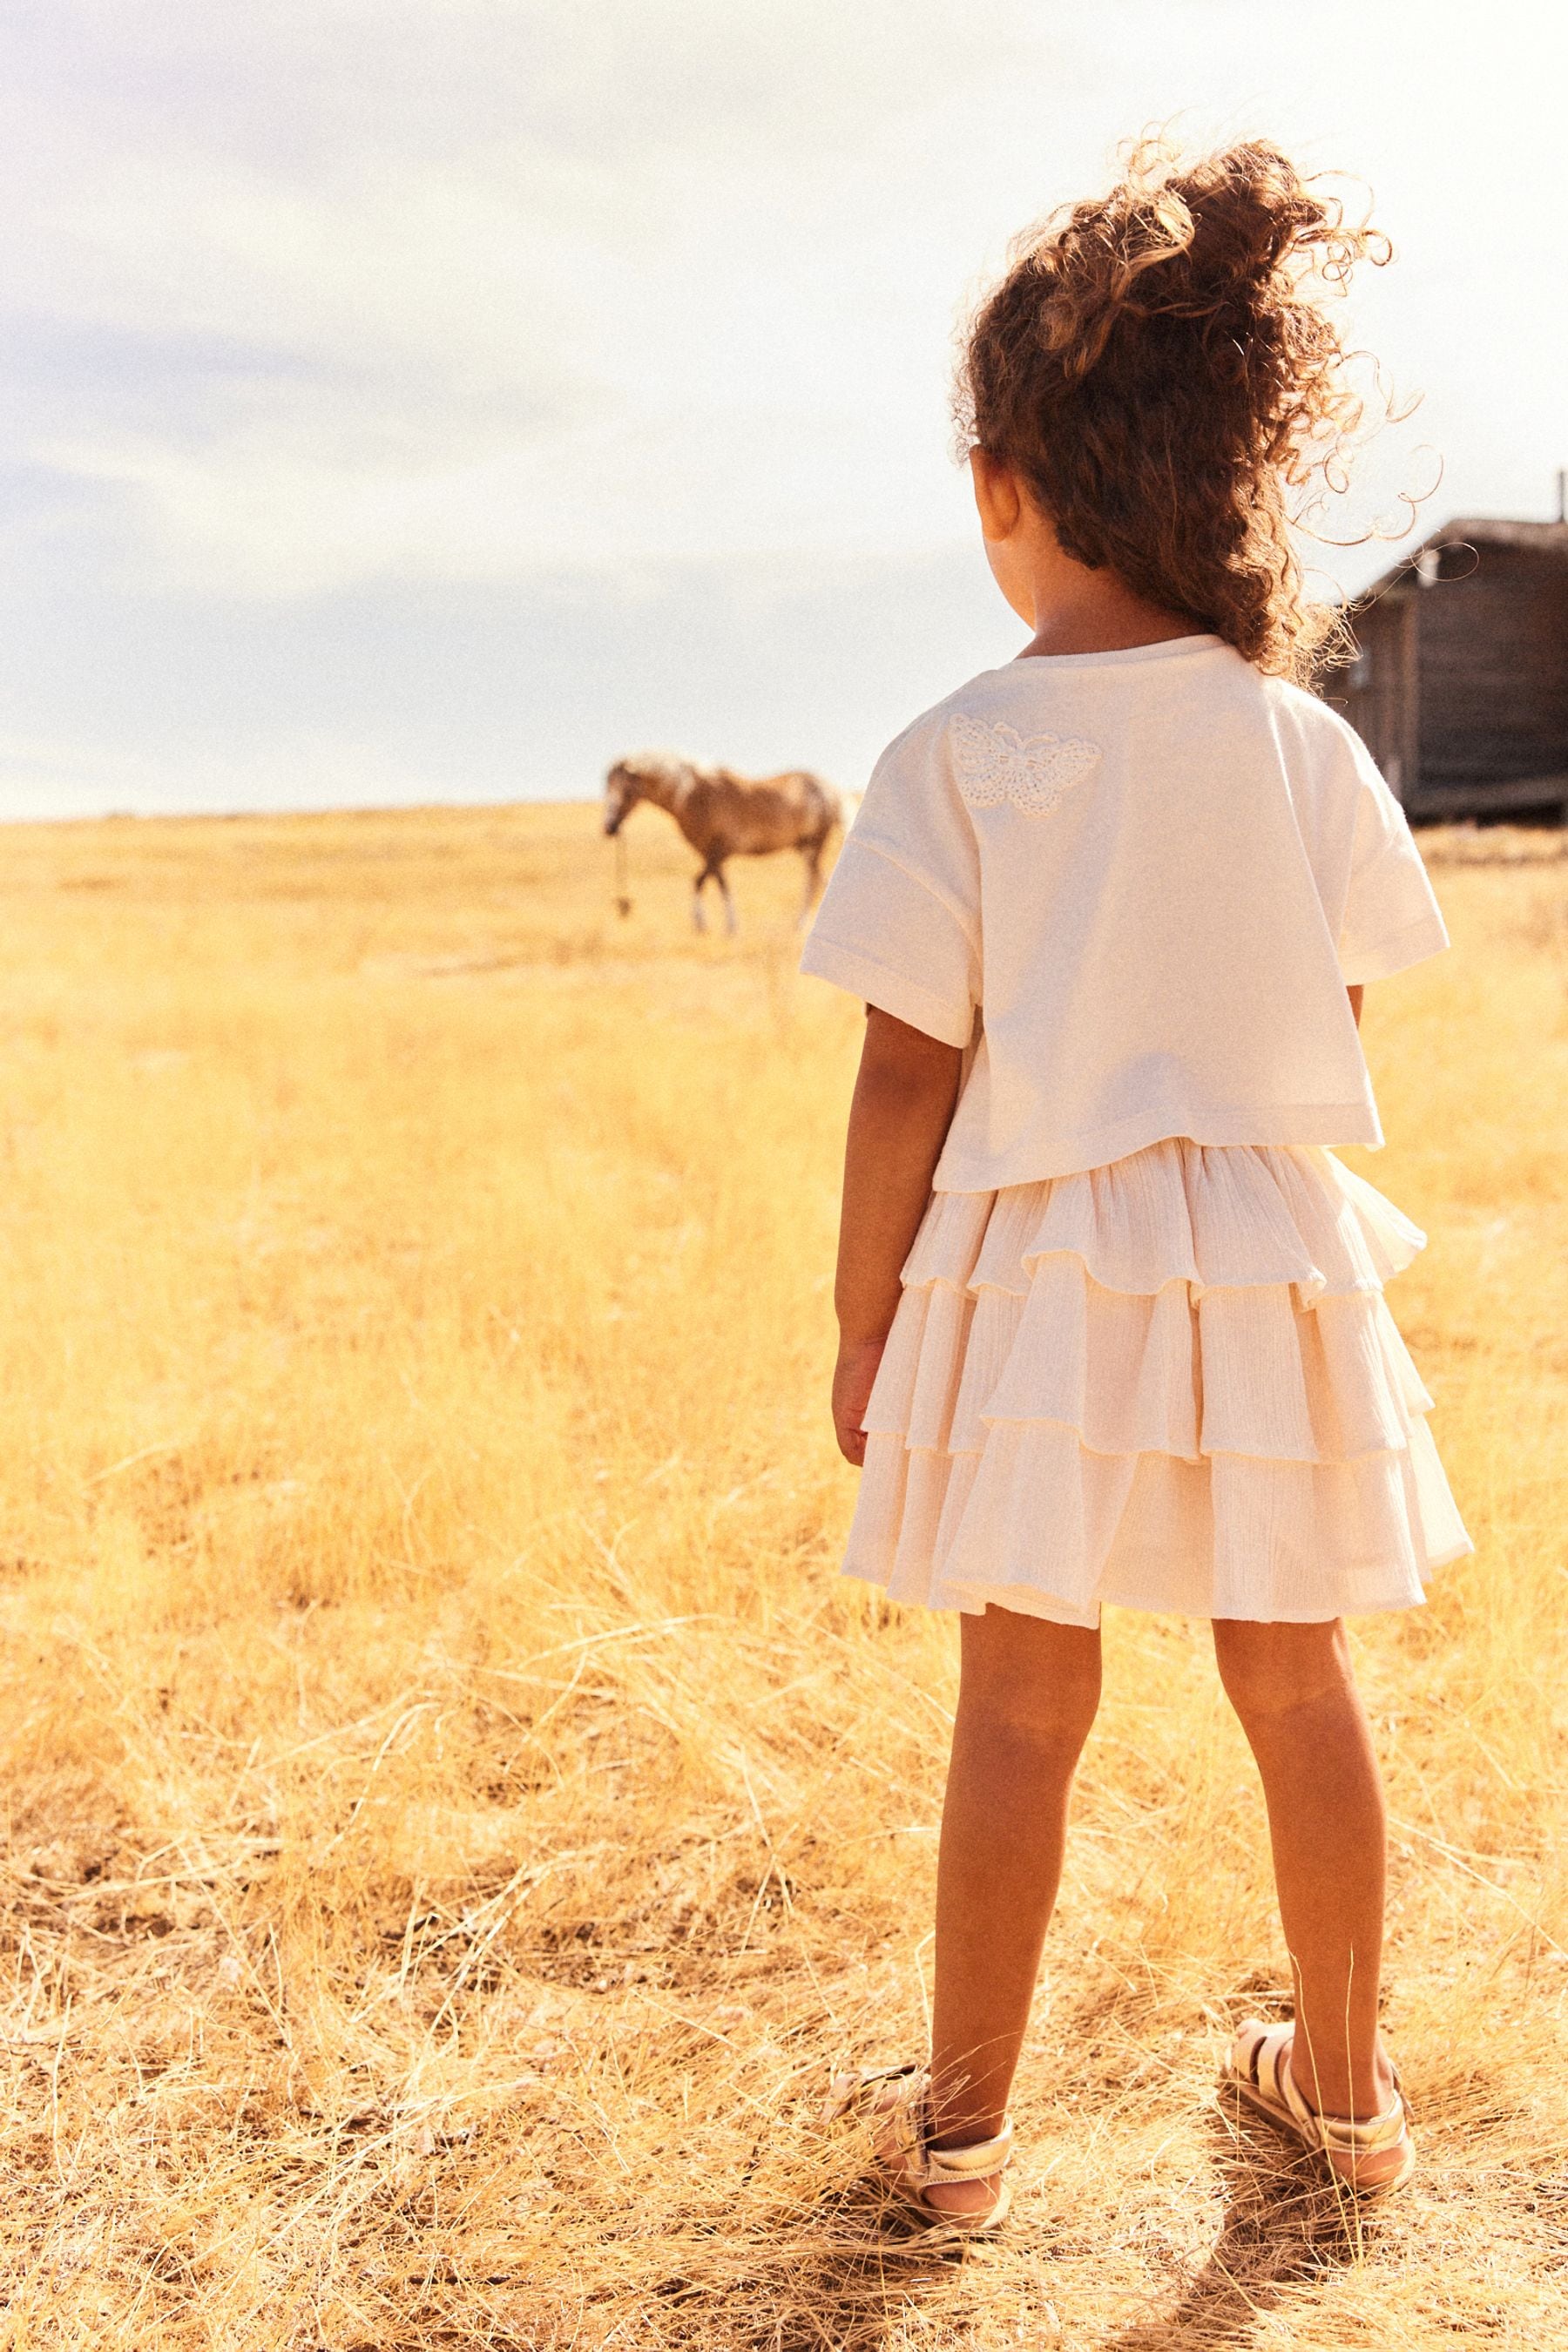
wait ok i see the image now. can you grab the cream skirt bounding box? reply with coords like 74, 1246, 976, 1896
846, 1139, 1471, 1627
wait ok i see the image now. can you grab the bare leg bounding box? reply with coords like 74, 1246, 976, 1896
1214, 1619, 1402, 2175
923, 1606, 1102, 2213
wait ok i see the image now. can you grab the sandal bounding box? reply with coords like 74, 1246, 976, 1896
824, 2063, 1014, 2236
1220, 2019, 1415, 2196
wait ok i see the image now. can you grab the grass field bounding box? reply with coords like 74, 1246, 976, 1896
0, 799, 1563, 2349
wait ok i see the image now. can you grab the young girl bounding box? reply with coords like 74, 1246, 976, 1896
802, 140, 1470, 2231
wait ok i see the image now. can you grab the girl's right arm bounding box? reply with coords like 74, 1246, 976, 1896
831, 1008, 963, 1465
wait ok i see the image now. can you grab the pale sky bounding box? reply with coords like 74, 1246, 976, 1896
3, 0, 1564, 818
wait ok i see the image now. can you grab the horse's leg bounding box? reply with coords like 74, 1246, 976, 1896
717, 863, 737, 937
692, 867, 709, 933
797, 841, 824, 928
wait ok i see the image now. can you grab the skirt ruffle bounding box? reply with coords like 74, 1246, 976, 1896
844, 1140, 1472, 1625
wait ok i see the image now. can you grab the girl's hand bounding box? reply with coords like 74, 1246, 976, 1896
833, 1335, 888, 1467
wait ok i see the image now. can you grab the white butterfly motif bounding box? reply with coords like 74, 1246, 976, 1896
950, 714, 1100, 816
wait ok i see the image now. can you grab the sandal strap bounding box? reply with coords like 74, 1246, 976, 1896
1313, 2096, 1409, 2154
915, 2119, 1015, 2185
1233, 2020, 1409, 2153
824, 2064, 1014, 2185
822, 2061, 923, 2128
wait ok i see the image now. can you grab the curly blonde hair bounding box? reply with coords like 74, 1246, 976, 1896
954, 139, 1393, 679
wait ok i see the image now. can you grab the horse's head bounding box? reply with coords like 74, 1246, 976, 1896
602, 760, 642, 836
603, 753, 692, 835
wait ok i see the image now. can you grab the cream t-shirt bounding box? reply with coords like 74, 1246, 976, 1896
801, 635, 1449, 1191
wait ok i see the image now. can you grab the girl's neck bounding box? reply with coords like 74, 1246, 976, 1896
1017, 566, 1199, 660
970, 457, 1199, 659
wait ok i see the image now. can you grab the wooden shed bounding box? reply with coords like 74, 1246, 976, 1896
1330, 517, 1568, 821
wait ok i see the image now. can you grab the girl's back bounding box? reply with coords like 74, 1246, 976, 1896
805, 635, 1446, 1188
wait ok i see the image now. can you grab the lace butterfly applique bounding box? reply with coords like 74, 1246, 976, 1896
950, 714, 1100, 816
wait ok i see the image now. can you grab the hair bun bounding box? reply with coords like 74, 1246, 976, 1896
1038, 140, 1380, 367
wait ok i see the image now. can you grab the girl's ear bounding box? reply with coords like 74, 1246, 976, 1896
970, 449, 1023, 542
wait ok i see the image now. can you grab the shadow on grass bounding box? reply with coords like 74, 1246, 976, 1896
1099, 2104, 1390, 2352
639, 2099, 1392, 2351
642, 2171, 1002, 2352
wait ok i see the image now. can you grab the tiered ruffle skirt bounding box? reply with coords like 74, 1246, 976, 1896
847, 1139, 1471, 1625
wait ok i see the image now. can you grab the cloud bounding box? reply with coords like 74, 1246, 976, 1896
5, 0, 1041, 594
18, 0, 1519, 600
53, 405, 975, 599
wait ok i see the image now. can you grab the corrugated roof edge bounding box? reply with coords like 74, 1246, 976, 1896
1349, 517, 1568, 607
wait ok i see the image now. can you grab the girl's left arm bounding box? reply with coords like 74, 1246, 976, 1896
831, 1008, 963, 1465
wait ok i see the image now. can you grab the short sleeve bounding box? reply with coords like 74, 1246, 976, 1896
1335, 741, 1450, 985
799, 717, 981, 1047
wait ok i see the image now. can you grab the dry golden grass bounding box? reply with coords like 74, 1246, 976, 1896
0, 800, 1563, 2349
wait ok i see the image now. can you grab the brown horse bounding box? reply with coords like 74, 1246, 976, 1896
603, 752, 841, 934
